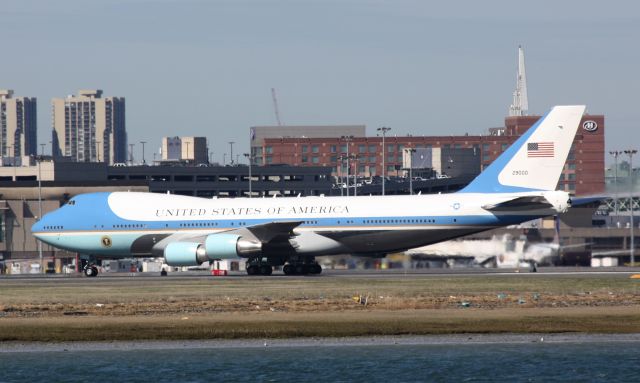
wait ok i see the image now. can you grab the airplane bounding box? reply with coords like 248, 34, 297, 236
32, 105, 585, 277
406, 212, 594, 270
406, 233, 590, 270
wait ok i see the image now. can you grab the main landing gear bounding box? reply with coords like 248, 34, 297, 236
245, 258, 322, 276
84, 264, 99, 277
283, 262, 322, 276
246, 264, 273, 276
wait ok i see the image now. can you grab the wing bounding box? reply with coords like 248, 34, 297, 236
242, 221, 303, 242
151, 221, 303, 256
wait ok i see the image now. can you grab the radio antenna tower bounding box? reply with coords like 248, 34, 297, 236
271, 88, 283, 126
509, 45, 529, 116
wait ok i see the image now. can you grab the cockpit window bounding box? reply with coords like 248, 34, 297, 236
67, 200, 76, 206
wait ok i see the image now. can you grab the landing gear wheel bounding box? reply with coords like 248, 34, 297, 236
84, 266, 99, 277
294, 264, 308, 275
283, 264, 293, 275
259, 265, 273, 276
246, 265, 259, 276
309, 263, 322, 275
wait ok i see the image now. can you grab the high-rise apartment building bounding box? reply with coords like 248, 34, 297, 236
0, 89, 37, 164
52, 90, 126, 164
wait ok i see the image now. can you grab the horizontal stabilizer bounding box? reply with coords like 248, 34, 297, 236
482, 196, 553, 211
570, 196, 606, 207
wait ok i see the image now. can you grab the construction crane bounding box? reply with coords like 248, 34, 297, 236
271, 88, 283, 126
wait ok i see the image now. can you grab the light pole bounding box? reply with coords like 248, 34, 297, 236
185, 142, 190, 164
350, 153, 359, 196
128, 143, 135, 165
624, 149, 637, 266
140, 141, 147, 164
244, 153, 253, 198
37, 156, 43, 273
406, 148, 416, 195
229, 142, 235, 165
337, 155, 345, 196
341, 136, 353, 196
40, 143, 45, 156
610, 151, 622, 222
377, 127, 391, 195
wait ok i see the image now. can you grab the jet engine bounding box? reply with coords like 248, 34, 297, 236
163, 234, 262, 266
204, 234, 262, 259
164, 242, 208, 266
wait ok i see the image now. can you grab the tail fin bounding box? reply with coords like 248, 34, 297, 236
460, 105, 585, 193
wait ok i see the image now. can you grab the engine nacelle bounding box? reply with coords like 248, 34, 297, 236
205, 234, 262, 259
164, 242, 208, 266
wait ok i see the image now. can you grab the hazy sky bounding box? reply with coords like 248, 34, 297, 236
2, 0, 639, 164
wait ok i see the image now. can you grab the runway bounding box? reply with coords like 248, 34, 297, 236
3, 266, 639, 282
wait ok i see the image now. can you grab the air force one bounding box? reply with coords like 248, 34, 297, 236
32, 105, 585, 277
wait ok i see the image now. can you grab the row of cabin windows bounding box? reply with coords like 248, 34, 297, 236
44, 225, 63, 230
363, 219, 439, 224
106, 218, 452, 230
179, 222, 219, 227
113, 224, 145, 229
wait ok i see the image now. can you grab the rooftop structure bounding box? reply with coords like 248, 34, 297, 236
161, 136, 208, 164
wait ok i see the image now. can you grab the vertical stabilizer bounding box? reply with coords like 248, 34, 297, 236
461, 105, 585, 193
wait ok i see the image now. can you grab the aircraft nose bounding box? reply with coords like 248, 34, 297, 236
31, 212, 52, 241
31, 220, 45, 240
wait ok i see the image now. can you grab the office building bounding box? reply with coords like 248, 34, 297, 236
0, 89, 37, 165
250, 125, 366, 165
52, 89, 126, 164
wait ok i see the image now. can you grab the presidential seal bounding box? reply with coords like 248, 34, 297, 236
101, 236, 112, 248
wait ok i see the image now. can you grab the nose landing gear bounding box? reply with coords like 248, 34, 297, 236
83, 264, 99, 277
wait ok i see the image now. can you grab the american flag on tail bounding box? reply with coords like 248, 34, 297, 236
527, 142, 554, 158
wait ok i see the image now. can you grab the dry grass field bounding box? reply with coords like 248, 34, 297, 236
1, 273, 639, 341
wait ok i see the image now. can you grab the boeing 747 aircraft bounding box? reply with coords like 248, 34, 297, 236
32, 105, 585, 277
